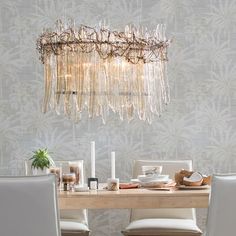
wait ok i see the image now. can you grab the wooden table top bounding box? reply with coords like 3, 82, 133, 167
59, 187, 210, 209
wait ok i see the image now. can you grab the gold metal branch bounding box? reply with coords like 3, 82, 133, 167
37, 21, 170, 65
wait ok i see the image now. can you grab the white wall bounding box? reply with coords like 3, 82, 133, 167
0, 0, 236, 235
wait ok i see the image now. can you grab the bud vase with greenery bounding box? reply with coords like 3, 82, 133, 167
29, 148, 55, 175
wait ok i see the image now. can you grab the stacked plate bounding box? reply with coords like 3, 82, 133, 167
131, 174, 171, 188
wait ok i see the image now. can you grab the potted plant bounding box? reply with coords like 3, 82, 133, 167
30, 148, 55, 175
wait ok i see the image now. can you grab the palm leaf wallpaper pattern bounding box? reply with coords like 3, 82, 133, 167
0, 0, 236, 235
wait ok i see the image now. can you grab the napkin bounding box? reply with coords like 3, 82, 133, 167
119, 183, 140, 189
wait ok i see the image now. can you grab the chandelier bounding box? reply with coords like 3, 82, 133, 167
37, 20, 170, 124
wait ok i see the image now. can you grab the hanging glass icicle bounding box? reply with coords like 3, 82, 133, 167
36, 20, 171, 124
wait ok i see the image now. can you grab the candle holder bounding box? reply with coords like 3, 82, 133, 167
49, 166, 61, 187
88, 177, 98, 190
62, 173, 76, 191
107, 178, 119, 191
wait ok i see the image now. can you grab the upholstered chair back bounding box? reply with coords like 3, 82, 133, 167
0, 175, 60, 236
131, 160, 196, 221
206, 174, 236, 236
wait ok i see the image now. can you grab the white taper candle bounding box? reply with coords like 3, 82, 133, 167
91, 141, 95, 177
111, 151, 115, 179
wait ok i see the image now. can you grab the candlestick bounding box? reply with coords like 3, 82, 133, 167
111, 151, 115, 179
88, 141, 98, 190
91, 141, 95, 178
80, 160, 84, 186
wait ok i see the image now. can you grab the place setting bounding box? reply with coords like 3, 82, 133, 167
131, 165, 176, 191
128, 165, 212, 191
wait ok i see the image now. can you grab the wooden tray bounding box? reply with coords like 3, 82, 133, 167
177, 185, 210, 190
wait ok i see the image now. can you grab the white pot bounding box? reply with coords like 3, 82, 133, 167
32, 168, 50, 175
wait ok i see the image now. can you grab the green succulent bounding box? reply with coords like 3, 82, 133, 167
30, 148, 54, 170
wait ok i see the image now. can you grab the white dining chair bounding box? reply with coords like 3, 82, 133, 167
0, 175, 61, 236
60, 210, 90, 236
54, 160, 90, 236
24, 160, 90, 236
122, 160, 202, 236
205, 174, 236, 236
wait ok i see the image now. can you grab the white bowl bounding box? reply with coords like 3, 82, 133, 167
142, 165, 163, 176
138, 174, 169, 183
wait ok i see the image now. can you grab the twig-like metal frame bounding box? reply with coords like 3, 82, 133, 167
37, 21, 170, 64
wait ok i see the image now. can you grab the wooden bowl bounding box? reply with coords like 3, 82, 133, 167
202, 176, 212, 185
175, 169, 194, 185
183, 178, 203, 186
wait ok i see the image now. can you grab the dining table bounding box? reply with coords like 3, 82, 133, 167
58, 186, 210, 210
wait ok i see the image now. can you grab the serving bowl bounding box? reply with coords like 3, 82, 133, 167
142, 165, 163, 176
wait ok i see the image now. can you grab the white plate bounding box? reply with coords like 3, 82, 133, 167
137, 174, 169, 183
131, 179, 141, 184
131, 179, 173, 188
177, 185, 210, 190
140, 179, 173, 188
131, 178, 170, 184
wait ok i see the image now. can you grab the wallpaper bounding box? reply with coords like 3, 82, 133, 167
0, 0, 236, 235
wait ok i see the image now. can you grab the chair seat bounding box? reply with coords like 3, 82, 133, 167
61, 220, 90, 236
122, 218, 202, 236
